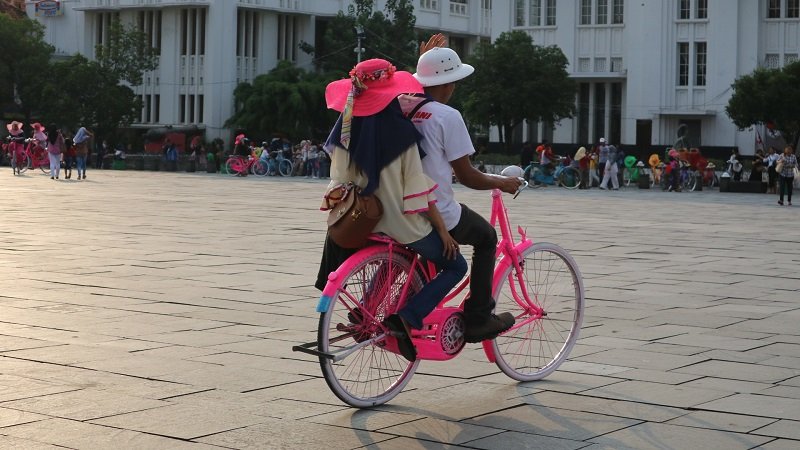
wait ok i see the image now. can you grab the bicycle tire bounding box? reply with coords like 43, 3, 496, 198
224, 158, 241, 176
528, 167, 544, 188
15, 154, 30, 174
39, 158, 50, 174
491, 242, 584, 381
558, 167, 581, 190
251, 160, 268, 176
279, 159, 293, 177
319, 246, 422, 408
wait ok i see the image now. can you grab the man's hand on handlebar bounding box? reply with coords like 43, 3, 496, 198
498, 176, 524, 195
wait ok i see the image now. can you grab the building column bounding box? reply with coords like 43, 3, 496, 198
203, 2, 238, 144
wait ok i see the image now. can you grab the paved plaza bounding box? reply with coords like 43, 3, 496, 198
0, 169, 798, 449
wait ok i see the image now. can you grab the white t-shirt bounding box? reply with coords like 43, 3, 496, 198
411, 100, 474, 230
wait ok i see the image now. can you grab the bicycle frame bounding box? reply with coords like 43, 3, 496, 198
314, 188, 541, 363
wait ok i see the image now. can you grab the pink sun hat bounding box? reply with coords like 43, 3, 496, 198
325, 58, 424, 116
6, 121, 24, 136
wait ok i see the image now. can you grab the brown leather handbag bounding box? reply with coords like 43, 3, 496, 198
326, 182, 383, 248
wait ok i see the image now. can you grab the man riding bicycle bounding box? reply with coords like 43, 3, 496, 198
408, 38, 523, 343
537, 140, 556, 176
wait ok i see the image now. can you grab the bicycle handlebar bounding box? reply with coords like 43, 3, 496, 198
513, 178, 528, 199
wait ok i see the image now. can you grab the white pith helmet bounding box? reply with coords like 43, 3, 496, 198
413, 47, 475, 87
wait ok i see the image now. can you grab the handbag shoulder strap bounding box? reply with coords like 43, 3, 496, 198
405, 97, 433, 120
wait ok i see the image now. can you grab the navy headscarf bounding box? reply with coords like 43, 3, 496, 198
325, 99, 422, 196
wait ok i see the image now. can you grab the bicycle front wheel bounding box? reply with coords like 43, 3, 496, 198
15, 154, 30, 174
39, 157, 50, 173
319, 246, 422, 408
251, 160, 268, 176
278, 159, 293, 177
491, 242, 584, 381
558, 167, 581, 190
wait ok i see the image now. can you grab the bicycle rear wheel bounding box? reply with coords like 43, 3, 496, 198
39, 157, 50, 173
491, 242, 584, 381
224, 158, 241, 176
558, 167, 581, 190
278, 159, 292, 177
319, 246, 422, 407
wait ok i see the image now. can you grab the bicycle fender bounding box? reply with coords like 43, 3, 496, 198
316, 271, 342, 313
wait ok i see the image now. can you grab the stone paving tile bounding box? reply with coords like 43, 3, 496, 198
465, 431, 591, 450
373, 416, 503, 444
465, 403, 640, 441
0, 418, 222, 449
672, 360, 799, 383
751, 419, 800, 440
580, 380, 731, 408
666, 410, 777, 433
359, 436, 473, 449
0, 374, 80, 403
519, 391, 688, 422
0, 389, 167, 421
679, 377, 775, 395
656, 333, 767, 351
756, 439, 800, 450
196, 419, 395, 449
575, 348, 708, 371
697, 394, 800, 421
90, 403, 269, 440
0, 435, 66, 450
588, 422, 772, 449
0, 407, 50, 428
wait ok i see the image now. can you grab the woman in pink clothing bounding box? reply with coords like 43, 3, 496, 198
45, 124, 64, 180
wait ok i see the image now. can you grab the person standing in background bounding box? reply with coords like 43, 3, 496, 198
73, 126, 93, 180
776, 146, 797, 206
45, 124, 64, 180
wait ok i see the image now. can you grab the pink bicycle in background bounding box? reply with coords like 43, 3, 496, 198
294, 180, 586, 408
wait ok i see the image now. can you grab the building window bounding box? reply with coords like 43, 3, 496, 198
610, 57, 623, 72
514, 0, 525, 26
180, 8, 206, 57
450, 0, 468, 16
789, 0, 799, 17
765, 53, 780, 68
610, 82, 622, 145
529, 0, 541, 26
545, 0, 556, 25
595, 58, 607, 72
678, 42, 689, 86
580, 0, 591, 25
612, 0, 624, 23
679, 0, 691, 19
237, 10, 259, 58
578, 57, 591, 72
786, 54, 799, 64
768, 0, 781, 18
137, 10, 162, 52
277, 14, 297, 61
580, 0, 591, 24
596, 0, 608, 24
695, 42, 706, 86
696, 0, 708, 19
420, 0, 439, 10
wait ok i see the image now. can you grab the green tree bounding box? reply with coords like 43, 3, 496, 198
0, 13, 54, 121
300, 0, 418, 73
94, 18, 159, 86
726, 61, 800, 149
38, 55, 141, 136
457, 31, 577, 151
226, 60, 333, 139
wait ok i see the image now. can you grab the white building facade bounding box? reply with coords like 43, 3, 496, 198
27, 0, 800, 152
495, 0, 800, 153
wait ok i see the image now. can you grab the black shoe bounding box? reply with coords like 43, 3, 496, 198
465, 312, 515, 343
778, 201, 784, 206
384, 314, 416, 361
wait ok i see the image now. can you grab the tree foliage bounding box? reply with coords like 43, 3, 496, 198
0, 13, 54, 119
226, 60, 334, 139
457, 31, 577, 150
726, 61, 800, 149
94, 18, 159, 86
39, 55, 141, 135
300, 0, 418, 73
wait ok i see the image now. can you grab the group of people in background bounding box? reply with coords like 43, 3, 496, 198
230, 134, 330, 178
3, 121, 92, 180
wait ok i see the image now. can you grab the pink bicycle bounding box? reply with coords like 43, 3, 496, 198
294, 182, 585, 407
